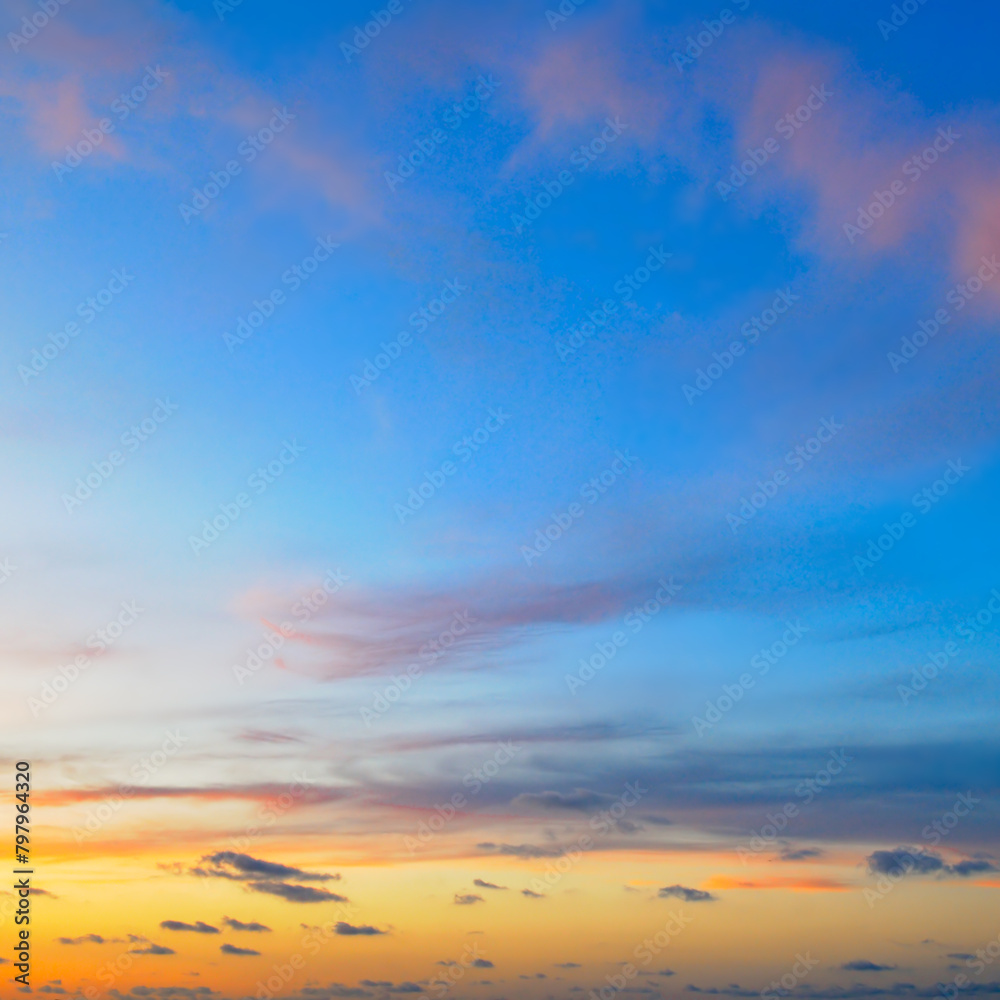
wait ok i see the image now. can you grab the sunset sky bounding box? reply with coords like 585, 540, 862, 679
2, 0, 999, 998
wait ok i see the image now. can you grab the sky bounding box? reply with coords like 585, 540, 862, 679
1, 0, 999, 997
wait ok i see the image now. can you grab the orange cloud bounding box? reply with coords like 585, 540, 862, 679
704, 875, 849, 891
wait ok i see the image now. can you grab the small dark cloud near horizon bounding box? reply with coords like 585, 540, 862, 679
335, 922, 386, 936
455, 893, 484, 905
222, 916, 271, 932
658, 885, 716, 902
160, 920, 219, 934
473, 879, 507, 890
841, 961, 896, 971
221, 943, 260, 956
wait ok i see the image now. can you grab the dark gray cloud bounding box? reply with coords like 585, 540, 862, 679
160, 921, 219, 934
779, 847, 824, 861
130, 943, 175, 955
841, 962, 896, 972
194, 852, 338, 883
658, 885, 716, 902
522, 889, 544, 898
249, 881, 348, 904
472, 959, 494, 968
57, 934, 109, 945
221, 943, 260, 956
454, 893, 484, 905
867, 848, 998, 879
511, 788, 614, 811
222, 917, 271, 932
473, 879, 507, 890
335, 922, 386, 936
477, 842, 565, 859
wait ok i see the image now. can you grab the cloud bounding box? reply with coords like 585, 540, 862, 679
472, 959, 494, 969
867, 847, 946, 877
779, 847, 825, 861
159, 921, 219, 934
704, 876, 847, 892
57, 934, 109, 944
334, 922, 386, 936
866, 848, 997, 879
194, 851, 339, 882
512, 788, 613, 811
477, 842, 565, 859
555, 963, 582, 969
38, 783, 348, 807
521, 889, 545, 898
842, 962, 897, 972
950, 859, 999, 877
220, 943, 260, 956
222, 917, 271, 932
131, 943, 175, 955
658, 885, 716, 902
124, 989, 216, 998
248, 881, 348, 904
454, 894, 484, 905
473, 879, 507, 889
